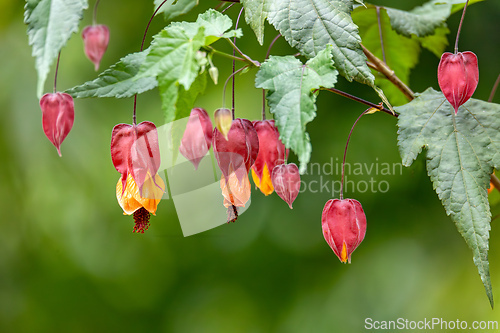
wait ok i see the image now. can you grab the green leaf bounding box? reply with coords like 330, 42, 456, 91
65, 49, 157, 98
415, 25, 450, 57
154, 0, 198, 21
24, 0, 88, 97
241, 0, 270, 45
196, 8, 242, 42
256, 46, 338, 173
385, 1, 450, 38
267, 0, 374, 85
137, 24, 205, 89
397, 88, 499, 307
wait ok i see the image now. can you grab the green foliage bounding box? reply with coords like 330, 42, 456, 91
240, 0, 269, 45
397, 88, 500, 307
24, 0, 88, 97
65, 49, 157, 98
267, 0, 374, 85
154, 0, 198, 21
256, 46, 338, 173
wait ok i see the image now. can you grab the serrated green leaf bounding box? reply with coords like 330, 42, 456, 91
397, 88, 499, 307
385, 1, 450, 38
241, 0, 270, 45
138, 25, 205, 89
65, 49, 157, 98
24, 0, 88, 97
256, 46, 338, 173
446, 0, 484, 14
416, 25, 450, 57
154, 0, 198, 21
267, 0, 374, 85
196, 8, 242, 42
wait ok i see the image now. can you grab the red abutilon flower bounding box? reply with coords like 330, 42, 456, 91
437, 51, 479, 114
179, 108, 213, 169
271, 163, 300, 209
39, 92, 75, 156
82, 24, 110, 71
111, 121, 164, 232
322, 198, 367, 263
213, 118, 259, 209
251, 120, 287, 196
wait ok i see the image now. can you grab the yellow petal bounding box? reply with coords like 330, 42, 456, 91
135, 174, 165, 215
116, 175, 143, 215
340, 242, 348, 263
251, 168, 261, 188
259, 164, 274, 196
220, 170, 251, 208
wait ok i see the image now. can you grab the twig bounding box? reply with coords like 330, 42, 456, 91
361, 44, 414, 100
322, 88, 396, 117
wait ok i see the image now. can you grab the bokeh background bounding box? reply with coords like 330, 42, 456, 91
1, 0, 500, 332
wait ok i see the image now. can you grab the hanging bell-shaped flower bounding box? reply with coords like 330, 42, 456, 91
251, 120, 287, 195
437, 51, 479, 114
271, 163, 300, 209
40, 92, 75, 157
82, 24, 110, 71
321, 198, 367, 263
179, 108, 213, 169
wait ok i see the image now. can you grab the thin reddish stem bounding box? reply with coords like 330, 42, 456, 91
223, 66, 248, 110
340, 108, 370, 199
262, 34, 282, 119
376, 6, 386, 63
488, 74, 500, 103
92, 0, 101, 25
53, 52, 61, 93
454, 0, 470, 54
231, 7, 244, 120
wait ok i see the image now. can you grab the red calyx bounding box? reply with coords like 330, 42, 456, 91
212, 118, 259, 182
179, 108, 213, 169
82, 24, 110, 71
437, 51, 479, 114
251, 120, 287, 195
271, 163, 300, 209
321, 198, 367, 264
40, 92, 75, 157
110, 121, 160, 195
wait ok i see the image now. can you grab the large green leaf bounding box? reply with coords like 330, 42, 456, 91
240, 0, 270, 45
65, 49, 157, 98
397, 88, 500, 307
154, 0, 198, 21
267, 0, 373, 85
24, 0, 88, 97
256, 46, 338, 173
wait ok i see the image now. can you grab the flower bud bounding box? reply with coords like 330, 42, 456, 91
271, 163, 300, 208
209, 66, 219, 85
179, 108, 213, 169
437, 51, 478, 114
214, 108, 232, 140
321, 198, 367, 263
40, 92, 75, 156
82, 24, 110, 71
251, 120, 287, 195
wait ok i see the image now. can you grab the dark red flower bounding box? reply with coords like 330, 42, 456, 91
82, 24, 110, 71
251, 120, 287, 195
39, 92, 75, 156
110, 121, 160, 195
322, 198, 367, 263
179, 108, 213, 169
437, 51, 479, 114
271, 163, 300, 209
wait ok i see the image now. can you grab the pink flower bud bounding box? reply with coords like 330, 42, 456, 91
179, 108, 213, 169
322, 198, 367, 263
437, 51, 478, 114
251, 120, 288, 195
82, 24, 110, 71
271, 163, 300, 209
39, 92, 75, 156
110, 121, 161, 195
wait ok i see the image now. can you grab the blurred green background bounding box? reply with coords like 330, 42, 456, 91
1, 0, 500, 332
